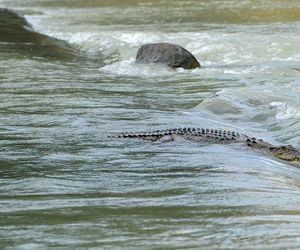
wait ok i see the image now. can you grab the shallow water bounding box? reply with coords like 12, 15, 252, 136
1, 0, 300, 249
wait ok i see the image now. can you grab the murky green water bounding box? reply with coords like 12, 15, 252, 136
1, 0, 300, 249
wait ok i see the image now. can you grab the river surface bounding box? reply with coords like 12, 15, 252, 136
1, 0, 300, 249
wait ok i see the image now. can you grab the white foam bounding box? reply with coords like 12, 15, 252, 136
117, 32, 162, 46
270, 102, 300, 120
99, 58, 179, 77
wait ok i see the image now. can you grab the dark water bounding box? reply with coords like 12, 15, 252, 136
1, 0, 300, 249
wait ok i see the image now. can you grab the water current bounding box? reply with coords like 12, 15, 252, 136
1, 0, 300, 249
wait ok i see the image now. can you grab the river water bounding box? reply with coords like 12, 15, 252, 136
1, 0, 300, 249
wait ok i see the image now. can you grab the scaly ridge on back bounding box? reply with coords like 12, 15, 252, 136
108, 127, 248, 143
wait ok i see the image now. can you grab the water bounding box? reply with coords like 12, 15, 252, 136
1, 0, 300, 249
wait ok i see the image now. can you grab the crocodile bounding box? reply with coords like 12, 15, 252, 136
109, 127, 300, 166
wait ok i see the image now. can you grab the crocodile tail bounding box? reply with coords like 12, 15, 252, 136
107, 130, 170, 141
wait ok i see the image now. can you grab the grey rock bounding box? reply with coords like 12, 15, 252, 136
135, 43, 201, 69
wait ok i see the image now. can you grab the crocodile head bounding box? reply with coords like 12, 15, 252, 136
269, 145, 300, 166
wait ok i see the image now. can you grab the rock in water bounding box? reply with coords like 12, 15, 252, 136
0, 8, 78, 60
135, 43, 201, 69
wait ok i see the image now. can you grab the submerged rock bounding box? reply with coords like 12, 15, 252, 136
0, 8, 77, 60
135, 43, 201, 69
